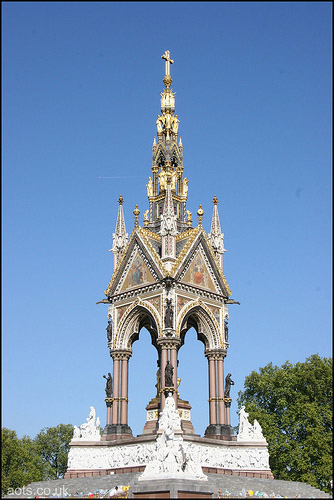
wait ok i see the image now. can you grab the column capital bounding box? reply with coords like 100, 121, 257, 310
157, 337, 181, 350
110, 349, 132, 361
204, 348, 227, 360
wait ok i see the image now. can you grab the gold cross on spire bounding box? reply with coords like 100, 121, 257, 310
161, 50, 174, 76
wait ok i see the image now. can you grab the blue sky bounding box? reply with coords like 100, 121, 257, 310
2, 2, 332, 440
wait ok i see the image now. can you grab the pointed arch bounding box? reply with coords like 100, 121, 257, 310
115, 300, 162, 351
177, 300, 223, 350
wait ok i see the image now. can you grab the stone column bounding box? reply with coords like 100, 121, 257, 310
103, 349, 132, 441
105, 398, 112, 425
205, 348, 232, 440
111, 356, 120, 425
217, 357, 226, 425
225, 399, 232, 425
208, 356, 217, 425
157, 337, 181, 410
120, 352, 131, 425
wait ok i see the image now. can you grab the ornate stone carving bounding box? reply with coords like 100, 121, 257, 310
71, 407, 101, 442
237, 406, 266, 442
139, 394, 207, 481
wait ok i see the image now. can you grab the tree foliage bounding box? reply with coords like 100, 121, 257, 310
34, 424, 74, 479
1, 424, 73, 494
237, 354, 332, 493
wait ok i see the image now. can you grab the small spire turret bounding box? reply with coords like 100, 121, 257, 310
111, 195, 128, 271
208, 195, 226, 269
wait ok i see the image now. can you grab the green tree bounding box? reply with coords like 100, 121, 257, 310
1, 428, 44, 494
33, 423, 74, 479
237, 355, 332, 493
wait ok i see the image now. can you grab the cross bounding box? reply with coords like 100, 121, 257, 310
161, 50, 174, 76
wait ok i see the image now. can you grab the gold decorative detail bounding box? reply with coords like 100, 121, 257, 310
197, 205, 204, 227
183, 177, 189, 196
146, 177, 153, 197
212, 194, 218, 205
143, 210, 149, 226
118, 194, 124, 205
161, 50, 174, 78
133, 205, 140, 228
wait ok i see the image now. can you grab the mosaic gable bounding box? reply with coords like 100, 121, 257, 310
181, 251, 217, 293
120, 250, 155, 293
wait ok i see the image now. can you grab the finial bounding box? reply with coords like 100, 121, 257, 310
118, 194, 124, 205
212, 195, 218, 205
161, 50, 174, 88
143, 210, 149, 227
197, 205, 204, 226
179, 137, 182, 147
133, 205, 140, 228
186, 210, 192, 227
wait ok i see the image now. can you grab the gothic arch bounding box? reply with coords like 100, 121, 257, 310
177, 301, 223, 350
115, 301, 162, 351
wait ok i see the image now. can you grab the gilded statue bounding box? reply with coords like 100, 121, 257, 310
171, 170, 178, 190
156, 115, 164, 134
183, 177, 189, 196
146, 177, 153, 197
159, 170, 167, 191
172, 115, 179, 134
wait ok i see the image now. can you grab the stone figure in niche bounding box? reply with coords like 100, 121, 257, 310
225, 373, 234, 398
106, 320, 113, 343
224, 319, 229, 343
165, 360, 174, 387
103, 372, 113, 398
164, 299, 174, 328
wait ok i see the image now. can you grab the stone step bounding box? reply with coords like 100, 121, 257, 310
3, 472, 332, 498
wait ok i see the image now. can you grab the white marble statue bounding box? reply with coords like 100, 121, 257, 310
139, 394, 207, 481
71, 406, 101, 441
237, 406, 266, 442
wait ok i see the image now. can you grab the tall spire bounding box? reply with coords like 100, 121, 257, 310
111, 195, 128, 271
146, 51, 188, 234
160, 178, 177, 268
208, 195, 226, 269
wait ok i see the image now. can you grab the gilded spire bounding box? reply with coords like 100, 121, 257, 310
111, 195, 128, 271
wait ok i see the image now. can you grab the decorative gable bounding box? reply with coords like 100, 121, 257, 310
181, 249, 217, 293
119, 249, 156, 293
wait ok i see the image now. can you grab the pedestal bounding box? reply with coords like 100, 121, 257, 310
102, 423, 133, 441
